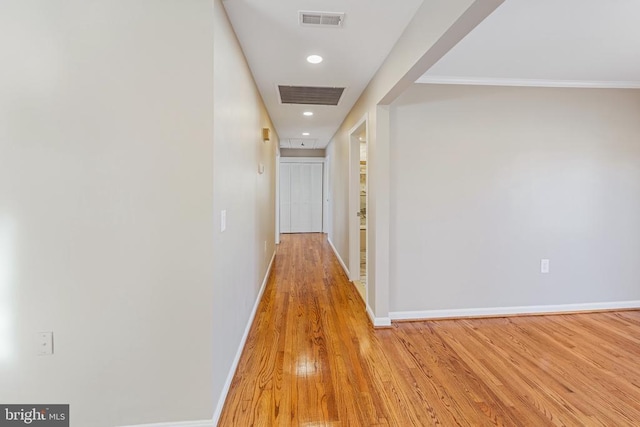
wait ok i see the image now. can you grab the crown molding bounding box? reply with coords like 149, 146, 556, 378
415, 75, 640, 89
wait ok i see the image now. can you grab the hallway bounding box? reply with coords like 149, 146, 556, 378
219, 234, 640, 426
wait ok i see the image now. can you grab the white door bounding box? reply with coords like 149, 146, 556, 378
280, 162, 323, 233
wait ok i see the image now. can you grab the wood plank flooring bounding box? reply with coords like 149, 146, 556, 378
218, 233, 640, 426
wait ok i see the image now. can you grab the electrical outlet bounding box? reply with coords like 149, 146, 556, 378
38, 332, 53, 356
541, 259, 550, 274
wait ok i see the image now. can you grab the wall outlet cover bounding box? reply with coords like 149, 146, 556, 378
38, 331, 53, 356
541, 259, 550, 274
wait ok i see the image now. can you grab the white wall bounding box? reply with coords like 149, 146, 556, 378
390, 84, 640, 313
213, 0, 278, 421
325, 0, 491, 322
326, 134, 350, 266
0, 1, 215, 426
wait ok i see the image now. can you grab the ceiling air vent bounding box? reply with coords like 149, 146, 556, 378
282, 139, 318, 149
279, 85, 345, 106
299, 11, 345, 28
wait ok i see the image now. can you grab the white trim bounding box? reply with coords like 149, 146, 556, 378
118, 421, 213, 427
348, 114, 368, 283
212, 250, 277, 425
390, 300, 640, 321
329, 237, 390, 329
328, 237, 349, 278
323, 154, 330, 233
415, 76, 640, 89
366, 304, 375, 324
366, 304, 392, 328
280, 157, 326, 163
275, 152, 280, 244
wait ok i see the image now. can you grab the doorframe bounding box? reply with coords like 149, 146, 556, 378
275, 150, 281, 244
348, 115, 368, 285
323, 154, 330, 234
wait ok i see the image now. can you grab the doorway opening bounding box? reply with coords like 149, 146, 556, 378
349, 117, 367, 302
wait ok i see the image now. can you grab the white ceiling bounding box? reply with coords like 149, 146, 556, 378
420, 0, 640, 87
222, 0, 423, 149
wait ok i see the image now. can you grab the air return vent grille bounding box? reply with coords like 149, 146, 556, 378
299, 11, 345, 27
278, 85, 345, 106
281, 139, 318, 149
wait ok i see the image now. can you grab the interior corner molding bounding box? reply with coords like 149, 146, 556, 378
389, 300, 640, 322
415, 75, 640, 89
367, 304, 392, 328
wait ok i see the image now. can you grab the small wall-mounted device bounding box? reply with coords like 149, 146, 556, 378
38, 331, 54, 356
262, 128, 270, 142
258, 163, 265, 174
541, 259, 550, 274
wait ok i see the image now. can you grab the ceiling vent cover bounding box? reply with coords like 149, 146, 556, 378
282, 139, 318, 149
299, 11, 345, 27
279, 85, 345, 106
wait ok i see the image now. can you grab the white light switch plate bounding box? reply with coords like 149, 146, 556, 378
541, 259, 550, 274
221, 210, 226, 232
38, 331, 53, 356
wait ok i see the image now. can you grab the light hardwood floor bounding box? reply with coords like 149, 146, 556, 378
219, 233, 640, 426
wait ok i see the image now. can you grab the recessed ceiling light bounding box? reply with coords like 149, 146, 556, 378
306, 55, 323, 64
303, 111, 314, 116
302, 132, 310, 136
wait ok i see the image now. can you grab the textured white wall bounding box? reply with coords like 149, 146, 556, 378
0, 1, 215, 425
390, 84, 640, 312
213, 0, 278, 420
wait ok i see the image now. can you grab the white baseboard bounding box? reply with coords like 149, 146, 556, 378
118, 421, 213, 427
389, 300, 640, 321
327, 237, 349, 278
366, 304, 375, 324
212, 250, 277, 425
327, 238, 392, 328
366, 303, 392, 328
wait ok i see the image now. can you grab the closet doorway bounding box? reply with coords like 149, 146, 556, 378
279, 158, 324, 233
